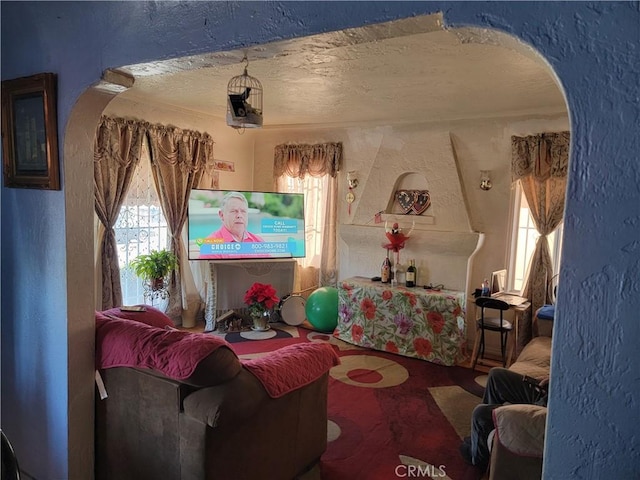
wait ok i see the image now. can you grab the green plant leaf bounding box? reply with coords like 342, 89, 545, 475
129, 249, 178, 281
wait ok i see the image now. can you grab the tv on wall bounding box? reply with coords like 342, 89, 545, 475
187, 189, 306, 261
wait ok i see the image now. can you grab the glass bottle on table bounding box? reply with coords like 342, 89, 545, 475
405, 259, 416, 287
381, 250, 391, 283
481, 278, 490, 297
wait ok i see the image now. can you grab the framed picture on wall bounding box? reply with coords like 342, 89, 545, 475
1, 72, 60, 190
213, 159, 235, 172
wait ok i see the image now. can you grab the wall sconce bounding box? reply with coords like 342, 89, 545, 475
480, 170, 492, 191
347, 171, 359, 189
346, 171, 358, 215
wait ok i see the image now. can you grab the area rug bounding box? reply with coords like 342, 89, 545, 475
212, 323, 487, 480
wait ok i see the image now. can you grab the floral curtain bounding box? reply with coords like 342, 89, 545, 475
94, 116, 148, 309
511, 131, 570, 340
147, 124, 215, 321
274, 142, 342, 289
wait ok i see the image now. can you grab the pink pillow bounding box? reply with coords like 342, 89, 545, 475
100, 305, 174, 328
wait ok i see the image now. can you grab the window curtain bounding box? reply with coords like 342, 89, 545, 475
94, 116, 148, 309
146, 124, 215, 321
511, 131, 569, 340
274, 142, 342, 291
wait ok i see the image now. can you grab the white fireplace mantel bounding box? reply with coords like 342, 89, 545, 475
204, 259, 296, 331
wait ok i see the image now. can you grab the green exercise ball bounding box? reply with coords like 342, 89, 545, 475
305, 286, 339, 332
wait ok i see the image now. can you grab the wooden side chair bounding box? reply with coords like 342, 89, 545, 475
471, 297, 513, 370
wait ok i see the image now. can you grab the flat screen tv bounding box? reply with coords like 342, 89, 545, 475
187, 189, 306, 261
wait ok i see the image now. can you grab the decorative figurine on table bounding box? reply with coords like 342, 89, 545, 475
382, 221, 414, 285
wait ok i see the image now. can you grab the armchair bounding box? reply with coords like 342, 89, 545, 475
489, 404, 547, 480
94, 307, 339, 480
488, 335, 551, 479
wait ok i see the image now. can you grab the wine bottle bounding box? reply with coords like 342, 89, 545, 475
381, 251, 391, 283
405, 259, 416, 287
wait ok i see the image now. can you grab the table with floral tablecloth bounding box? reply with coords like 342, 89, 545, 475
334, 277, 467, 366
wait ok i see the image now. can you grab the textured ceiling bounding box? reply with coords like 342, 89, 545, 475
112, 16, 567, 127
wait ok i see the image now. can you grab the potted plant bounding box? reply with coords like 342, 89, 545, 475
243, 282, 279, 331
129, 249, 178, 291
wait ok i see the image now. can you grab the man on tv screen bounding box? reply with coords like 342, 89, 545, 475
190, 189, 305, 260
208, 191, 265, 243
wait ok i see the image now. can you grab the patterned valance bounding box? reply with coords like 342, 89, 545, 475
146, 123, 215, 175
94, 116, 149, 169
273, 142, 342, 179
511, 132, 570, 182
96, 116, 215, 175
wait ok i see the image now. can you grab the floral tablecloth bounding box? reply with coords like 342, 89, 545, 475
334, 277, 467, 366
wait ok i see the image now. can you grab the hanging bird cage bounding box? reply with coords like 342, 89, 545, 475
226, 57, 263, 129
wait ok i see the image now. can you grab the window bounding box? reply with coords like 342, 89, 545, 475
115, 140, 170, 305
280, 175, 328, 269
508, 182, 563, 292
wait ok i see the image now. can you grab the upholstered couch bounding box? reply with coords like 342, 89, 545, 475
94, 307, 339, 480
488, 335, 552, 480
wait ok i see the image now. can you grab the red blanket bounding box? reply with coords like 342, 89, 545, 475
242, 343, 340, 398
95, 312, 233, 381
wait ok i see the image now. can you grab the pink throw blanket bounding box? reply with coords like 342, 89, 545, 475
242, 343, 340, 398
95, 312, 233, 381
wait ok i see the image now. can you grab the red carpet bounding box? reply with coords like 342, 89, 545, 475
216, 323, 485, 480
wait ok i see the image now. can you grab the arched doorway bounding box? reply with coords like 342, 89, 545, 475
65, 14, 568, 478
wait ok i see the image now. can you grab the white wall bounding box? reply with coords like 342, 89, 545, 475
103, 97, 568, 353
253, 115, 568, 304
106, 92, 570, 296
252, 116, 572, 357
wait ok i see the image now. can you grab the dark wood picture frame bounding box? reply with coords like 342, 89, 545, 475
1, 73, 60, 190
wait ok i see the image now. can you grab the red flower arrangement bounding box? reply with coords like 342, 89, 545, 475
382, 221, 415, 271
244, 282, 280, 317
382, 222, 413, 253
